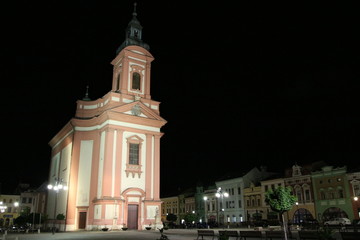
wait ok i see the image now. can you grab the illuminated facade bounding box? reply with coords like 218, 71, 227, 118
0, 195, 20, 227
284, 164, 316, 224
46, 5, 166, 231
312, 166, 354, 221
347, 170, 360, 220
161, 196, 179, 224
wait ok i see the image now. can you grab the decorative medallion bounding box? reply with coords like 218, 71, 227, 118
131, 104, 141, 116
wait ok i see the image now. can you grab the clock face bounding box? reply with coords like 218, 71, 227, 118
131, 104, 141, 116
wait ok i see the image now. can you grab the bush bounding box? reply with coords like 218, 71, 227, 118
56, 214, 65, 220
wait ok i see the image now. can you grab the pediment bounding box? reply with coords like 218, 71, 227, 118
109, 101, 165, 122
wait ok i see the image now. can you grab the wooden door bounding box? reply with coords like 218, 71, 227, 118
78, 212, 87, 229
127, 204, 138, 229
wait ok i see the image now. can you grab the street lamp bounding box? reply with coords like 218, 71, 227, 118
0, 201, 7, 213
47, 178, 68, 234
203, 196, 208, 225
14, 201, 19, 216
215, 187, 229, 226
295, 202, 299, 224
354, 196, 358, 201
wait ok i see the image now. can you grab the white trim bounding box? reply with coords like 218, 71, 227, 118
52, 129, 74, 149
112, 130, 117, 197
74, 120, 160, 132
129, 50, 145, 56
123, 98, 133, 103
129, 62, 145, 68
97, 131, 106, 198
151, 135, 154, 199
112, 96, 120, 102
84, 104, 98, 109
114, 57, 123, 66
76, 140, 93, 206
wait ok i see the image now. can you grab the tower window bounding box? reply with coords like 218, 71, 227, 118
116, 74, 121, 91
129, 143, 139, 165
132, 72, 141, 90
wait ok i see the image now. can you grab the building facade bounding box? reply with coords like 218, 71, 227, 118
161, 196, 179, 224
215, 167, 273, 225
347, 170, 360, 220
260, 177, 285, 221
203, 188, 219, 225
284, 164, 316, 224
244, 183, 267, 221
46, 6, 166, 231
0, 195, 20, 227
312, 166, 354, 222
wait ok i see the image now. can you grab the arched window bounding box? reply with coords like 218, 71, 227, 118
294, 185, 303, 203
327, 187, 335, 199
125, 135, 143, 178
132, 72, 141, 90
351, 179, 360, 196
129, 143, 139, 165
116, 73, 121, 91
302, 184, 311, 202
293, 208, 314, 224
320, 189, 326, 200
322, 207, 348, 221
337, 187, 344, 199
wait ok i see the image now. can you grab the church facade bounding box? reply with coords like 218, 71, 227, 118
46, 5, 166, 231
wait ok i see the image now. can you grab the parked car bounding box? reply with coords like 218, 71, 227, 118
324, 218, 351, 225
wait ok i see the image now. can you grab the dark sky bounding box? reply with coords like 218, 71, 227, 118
2, 1, 360, 196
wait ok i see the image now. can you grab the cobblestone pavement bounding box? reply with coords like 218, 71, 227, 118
1, 228, 345, 240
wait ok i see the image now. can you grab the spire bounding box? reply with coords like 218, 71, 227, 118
116, 2, 149, 54
132, 2, 137, 17
82, 85, 91, 101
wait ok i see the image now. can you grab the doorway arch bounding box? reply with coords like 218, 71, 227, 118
293, 208, 314, 224
322, 207, 348, 221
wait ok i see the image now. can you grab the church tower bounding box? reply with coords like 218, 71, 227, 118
46, 3, 166, 231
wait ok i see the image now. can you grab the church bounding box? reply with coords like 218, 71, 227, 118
46, 4, 167, 231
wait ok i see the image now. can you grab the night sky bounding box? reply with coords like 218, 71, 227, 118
2, 1, 360, 196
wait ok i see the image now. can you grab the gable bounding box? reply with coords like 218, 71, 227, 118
109, 101, 165, 121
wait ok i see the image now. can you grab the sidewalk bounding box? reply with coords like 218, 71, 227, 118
0, 228, 345, 240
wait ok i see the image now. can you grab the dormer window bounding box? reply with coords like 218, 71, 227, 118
132, 72, 141, 90
134, 29, 139, 38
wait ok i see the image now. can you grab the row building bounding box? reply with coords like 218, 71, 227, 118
160, 163, 360, 226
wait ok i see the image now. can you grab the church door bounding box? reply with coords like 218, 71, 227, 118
78, 212, 87, 229
127, 204, 138, 229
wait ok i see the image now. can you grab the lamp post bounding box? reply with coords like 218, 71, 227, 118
203, 196, 208, 226
0, 201, 7, 213
47, 178, 68, 234
295, 202, 299, 225
215, 187, 229, 227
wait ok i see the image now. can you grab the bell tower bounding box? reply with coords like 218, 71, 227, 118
111, 3, 152, 99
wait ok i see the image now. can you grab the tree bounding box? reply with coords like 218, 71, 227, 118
166, 213, 177, 222
13, 215, 27, 226
265, 186, 297, 240
56, 213, 65, 220
166, 213, 177, 228
183, 212, 196, 225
